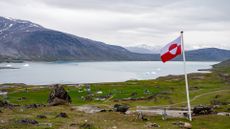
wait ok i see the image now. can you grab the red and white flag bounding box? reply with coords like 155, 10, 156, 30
160, 36, 182, 63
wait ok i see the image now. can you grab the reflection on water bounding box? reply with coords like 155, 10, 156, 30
0, 61, 218, 85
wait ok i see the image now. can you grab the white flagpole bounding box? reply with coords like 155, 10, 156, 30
181, 31, 192, 121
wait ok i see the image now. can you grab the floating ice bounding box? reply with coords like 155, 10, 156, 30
6, 64, 12, 67
145, 71, 157, 75
23, 64, 29, 67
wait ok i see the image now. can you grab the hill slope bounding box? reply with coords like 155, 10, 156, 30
0, 16, 156, 61
175, 48, 230, 61
0, 16, 229, 62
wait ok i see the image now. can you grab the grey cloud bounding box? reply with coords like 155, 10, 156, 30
0, 0, 229, 49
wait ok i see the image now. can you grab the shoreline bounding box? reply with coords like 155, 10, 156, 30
0, 69, 212, 86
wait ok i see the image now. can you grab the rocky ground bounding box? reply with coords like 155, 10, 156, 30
0, 60, 230, 129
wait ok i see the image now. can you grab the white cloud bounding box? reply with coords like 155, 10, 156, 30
0, 0, 229, 50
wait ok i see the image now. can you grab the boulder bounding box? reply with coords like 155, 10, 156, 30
0, 100, 9, 107
48, 84, 71, 106
145, 122, 160, 128
113, 104, 129, 113
56, 112, 68, 118
193, 105, 213, 115
48, 98, 69, 106
17, 119, 38, 125
36, 115, 47, 119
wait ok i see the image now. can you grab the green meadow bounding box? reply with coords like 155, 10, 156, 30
0, 60, 230, 129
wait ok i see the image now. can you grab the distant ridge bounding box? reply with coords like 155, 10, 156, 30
0, 16, 156, 61
125, 44, 160, 54
0, 16, 229, 62
181, 48, 230, 61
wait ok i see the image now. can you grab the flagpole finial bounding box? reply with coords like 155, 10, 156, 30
181, 31, 183, 34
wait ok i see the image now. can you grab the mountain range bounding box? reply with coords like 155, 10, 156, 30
125, 44, 160, 54
0, 16, 155, 61
0, 16, 229, 62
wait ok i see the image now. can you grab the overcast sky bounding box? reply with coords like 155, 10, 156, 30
0, 0, 230, 49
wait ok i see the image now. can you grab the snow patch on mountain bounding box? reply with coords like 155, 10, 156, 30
125, 44, 161, 54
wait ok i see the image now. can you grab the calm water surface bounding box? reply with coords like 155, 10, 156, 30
0, 61, 218, 85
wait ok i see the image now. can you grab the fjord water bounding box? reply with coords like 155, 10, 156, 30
0, 61, 218, 85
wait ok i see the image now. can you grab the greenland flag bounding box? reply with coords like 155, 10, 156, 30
160, 36, 182, 63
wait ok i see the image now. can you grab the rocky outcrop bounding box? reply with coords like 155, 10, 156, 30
48, 84, 71, 106
193, 105, 213, 115
113, 104, 129, 113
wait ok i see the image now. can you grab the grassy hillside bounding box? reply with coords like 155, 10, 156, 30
0, 60, 230, 129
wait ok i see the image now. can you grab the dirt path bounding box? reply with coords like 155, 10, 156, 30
170, 89, 230, 107
137, 89, 230, 109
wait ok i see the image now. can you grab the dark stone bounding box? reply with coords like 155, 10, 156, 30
79, 123, 93, 129
183, 112, 188, 117
70, 123, 77, 127
193, 105, 213, 115
100, 109, 113, 112
36, 115, 47, 119
0, 100, 18, 108
56, 112, 68, 118
145, 122, 160, 128
113, 104, 129, 113
48, 84, 71, 106
17, 119, 39, 125
0, 100, 9, 107
48, 98, 68, 106
24, 104, 46, 109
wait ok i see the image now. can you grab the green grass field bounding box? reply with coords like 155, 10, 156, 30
0, 60, 230, 129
